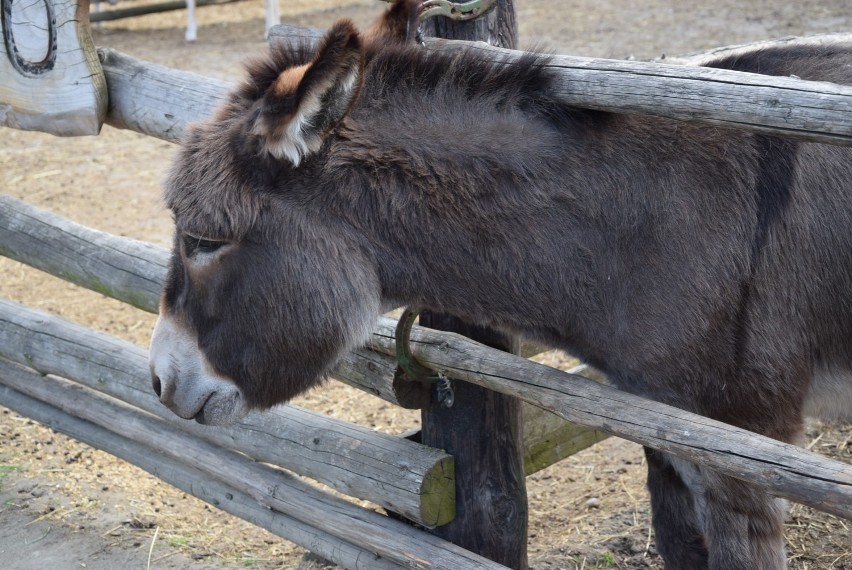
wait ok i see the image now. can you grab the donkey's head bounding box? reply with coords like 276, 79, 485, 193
149, 18, 398, 425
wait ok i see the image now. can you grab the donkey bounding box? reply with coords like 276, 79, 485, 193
149, 2, 852, 568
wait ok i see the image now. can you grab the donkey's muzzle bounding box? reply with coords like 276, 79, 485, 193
151, 371, 162, 397
148, 313, 250, 426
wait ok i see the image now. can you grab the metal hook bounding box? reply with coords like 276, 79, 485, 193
393, 307, 454, 408
418, 0, 499, 22
394, 307, 435, 383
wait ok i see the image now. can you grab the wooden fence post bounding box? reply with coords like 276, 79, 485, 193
417, 4, 528, 568
419, 315, 529, 569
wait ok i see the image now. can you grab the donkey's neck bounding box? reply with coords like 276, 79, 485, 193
311, 48, 750, 349
321, 85, 592, 336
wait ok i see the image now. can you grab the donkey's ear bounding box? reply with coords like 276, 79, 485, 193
363, 0, 421, 45
253, 20, 364, 166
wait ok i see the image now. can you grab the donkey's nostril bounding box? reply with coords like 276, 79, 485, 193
152, 373, 162, 397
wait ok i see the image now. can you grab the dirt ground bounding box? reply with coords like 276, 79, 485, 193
1, 0, 851, 568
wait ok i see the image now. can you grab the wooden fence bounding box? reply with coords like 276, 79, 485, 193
1, 1, 851, 568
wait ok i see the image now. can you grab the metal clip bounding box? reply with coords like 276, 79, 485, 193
418, 0, 499, 22
435, 373, 454, 408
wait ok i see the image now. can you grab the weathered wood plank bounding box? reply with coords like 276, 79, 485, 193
522, 403, 609, 476
346, 342, 607, 476
0, 297, 455, 528
0, 362, 404, 570
521, 364, 609, 476
367, 317, 852, 519
0, 0, 106, 135
0, 359, 504, 570
0, 194, 167, 312
268, 26, 852, 146
98, 47, 230, 142
418, 315, 528, 569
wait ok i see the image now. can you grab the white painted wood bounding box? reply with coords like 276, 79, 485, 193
264, 0, 279, 37
185, 0, 197, 41
0, 0, 106, 135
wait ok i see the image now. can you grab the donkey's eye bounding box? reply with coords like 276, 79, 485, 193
182, 233, 228, 257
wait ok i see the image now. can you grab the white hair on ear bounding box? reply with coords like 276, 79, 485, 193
257, 108, 314, 167
252, 19, 364, 167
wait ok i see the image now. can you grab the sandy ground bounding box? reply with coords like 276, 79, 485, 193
1, 0, 851, 568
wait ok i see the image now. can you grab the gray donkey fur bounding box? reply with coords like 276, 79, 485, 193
149, 2, 852, 568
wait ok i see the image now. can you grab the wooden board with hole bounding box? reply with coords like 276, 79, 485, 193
1, 0, 106, 135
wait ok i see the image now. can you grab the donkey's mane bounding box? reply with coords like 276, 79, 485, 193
231, 36, 579, 126
363, 45, 552, 103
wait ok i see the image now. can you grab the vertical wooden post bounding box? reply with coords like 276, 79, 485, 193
419, 315, 528, 569
418, 5, 527, 568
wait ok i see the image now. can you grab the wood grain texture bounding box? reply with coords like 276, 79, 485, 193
0, 359, 504, 570
365, 317, 852, 520
0, 194, 167, 312
0, 363, 403, 570
0, 0, 106, 135
418, 312, 529, 570
268, 26, 852, 146
0, 297, 455, 528
521, 366, 610, 476
98, 47, 230, 142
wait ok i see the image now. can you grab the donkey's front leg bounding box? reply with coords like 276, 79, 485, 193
645, 448, 709, 569
702, 470, 787, 570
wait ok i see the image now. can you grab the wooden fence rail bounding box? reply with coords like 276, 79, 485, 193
0, 366, 403, 570
2, 195, 850, 520
281, 28, 852, 146
98, 31, 852, 148
365, 320, 852, 518
0, 296, 456, 528
0, 194, 166, 312
0, 359, 503, 570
